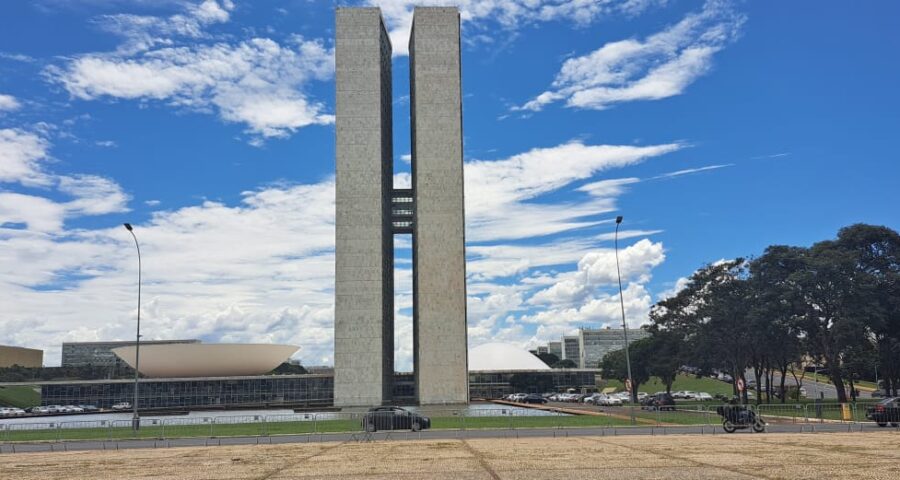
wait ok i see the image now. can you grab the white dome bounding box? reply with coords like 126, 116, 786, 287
113, 344, 299, 378
468, 343, 551, 371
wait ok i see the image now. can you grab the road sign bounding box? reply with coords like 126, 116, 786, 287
737, 378, 745, 392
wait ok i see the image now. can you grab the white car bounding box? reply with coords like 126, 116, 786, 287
695, 392, 713, 401
63, 405, 85, 413
598, 395, 624, 406
0, 407, 26, 417
111, 402, 132, 411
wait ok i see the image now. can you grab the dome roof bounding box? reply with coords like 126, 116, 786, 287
113, 344, 299, 378
468, 343, 551, 371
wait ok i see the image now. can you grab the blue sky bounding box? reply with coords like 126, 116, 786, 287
1, 0, 898, 368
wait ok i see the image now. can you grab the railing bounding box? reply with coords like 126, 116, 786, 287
1, 402, 896, 451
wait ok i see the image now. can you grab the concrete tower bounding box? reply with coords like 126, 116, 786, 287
410, 7, 469, 405
334, 6, 467, 407
333, 7, 394, 407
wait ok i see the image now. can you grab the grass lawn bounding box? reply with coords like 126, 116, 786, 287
0, 385, 39, 408
4, 415, 640, 443
605, 374, 736, 397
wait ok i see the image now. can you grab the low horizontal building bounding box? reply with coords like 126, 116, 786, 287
1, 369, 599, 410
0, 345, 43, 368
36, 374, 334, 410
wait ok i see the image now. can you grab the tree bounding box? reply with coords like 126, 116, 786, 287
833, 224, 900, 396
600, 338, 653, 401
747, 246, 805, 403
643, 329, 681, 394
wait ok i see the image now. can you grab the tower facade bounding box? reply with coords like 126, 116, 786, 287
334, 6, 467, 407
409, 7, 469, 405
333, 7, 395, 407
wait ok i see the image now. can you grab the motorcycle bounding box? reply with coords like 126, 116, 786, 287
716, 404, 766, 433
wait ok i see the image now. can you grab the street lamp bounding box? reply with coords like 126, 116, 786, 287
614, 215, 636, 424
123, 223, 142, 431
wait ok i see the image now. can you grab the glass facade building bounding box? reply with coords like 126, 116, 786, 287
30, 370, 597, 409
468, 370, 599, 399
40, 374, 333, 410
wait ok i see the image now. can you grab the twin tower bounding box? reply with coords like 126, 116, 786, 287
333, 7, 468, 407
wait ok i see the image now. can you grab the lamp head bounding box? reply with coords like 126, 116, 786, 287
615, 216, 623, 224
123, 223, 133, 231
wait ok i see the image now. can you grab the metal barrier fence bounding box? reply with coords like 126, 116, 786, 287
1, 402, 897, 450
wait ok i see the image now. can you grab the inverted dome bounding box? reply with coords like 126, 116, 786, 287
113, 343, 299, 378
468, 343, 551, 371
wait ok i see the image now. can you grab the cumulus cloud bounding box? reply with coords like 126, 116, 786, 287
2, 132, 684, 366
529, 239, 665, 305
367, 0, 667, 56
0, 128, 52, 186
50, 37, 334, 139
0, 94, 21, 112
0, 131, 130, 232
518, 0, 745, 111
46, 1, 334, 142
523, 282, 653, 330
96, 0, 234, 54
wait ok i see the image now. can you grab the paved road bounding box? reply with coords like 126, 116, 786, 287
1, 422, 894, 455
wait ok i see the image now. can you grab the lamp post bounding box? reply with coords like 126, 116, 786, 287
123, 223, 141, 431
614, 215, 636, 424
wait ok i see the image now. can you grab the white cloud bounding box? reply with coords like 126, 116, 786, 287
0, 179, 337, 366
0, 129, 52, 186
652, 163, 732, 179
0, 131, 130, 232
465, 142, 682, 242
0, 94, 21, 112
50, 37, 334, 139
528, 239, 665, 305
1, 132, 683, 366
96, 0, 234, 54
519, 0, 745, 111
522, 282, 653, 330
367, 0, 667, 56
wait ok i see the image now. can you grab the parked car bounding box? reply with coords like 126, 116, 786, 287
361, 406, 431, 432
641, 393, 676, 411
61, 405, 84, 413
695, 392, 713, 401
0, 407, 26, 417
521, 394, 548, 404
865, 398, 900, 427
597, 394, 623, 406
78, 405, 100, 412
111, 402, 131, 411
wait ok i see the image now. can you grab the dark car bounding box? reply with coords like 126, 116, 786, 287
361, 406, 431, 432
521, 394, 548, 404
641, 393, 676, 411
865, 397, 900, 427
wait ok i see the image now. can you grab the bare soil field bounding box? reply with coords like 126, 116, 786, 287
1, 432, 898, 479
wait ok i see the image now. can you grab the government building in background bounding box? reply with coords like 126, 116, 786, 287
0, 344, 43, 368
534, 327, 650, 369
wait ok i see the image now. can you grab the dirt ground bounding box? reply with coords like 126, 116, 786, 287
1, 432, 898, 480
